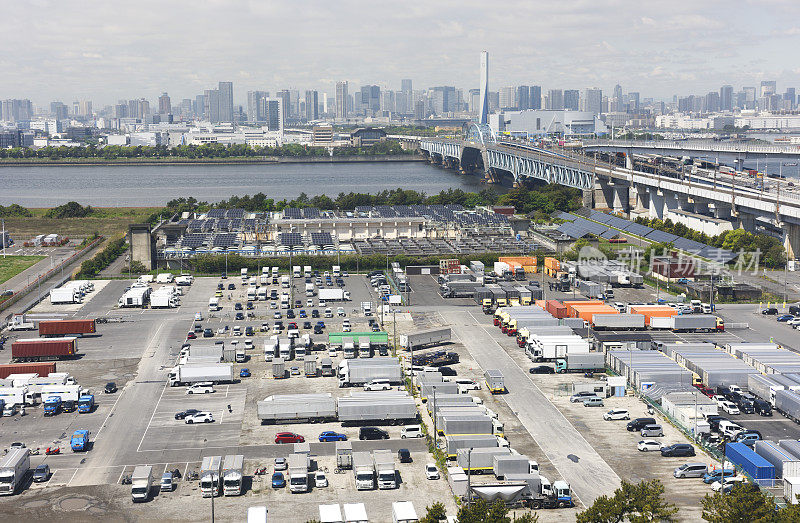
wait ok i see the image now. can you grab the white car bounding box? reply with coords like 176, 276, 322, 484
721, 401, 741, 415
314, 471, 328, 488
425, 463, 440, 480
337, 307, 346, 317
364, 379, 392, 391
328, 348, 338, 358
455, 379, 480, 391
603, 409, 630, 421
194, 312, 203, 321
233, 326, 242, 336
186, 383, 215, 394
401, 425, 424, 439
270, 301, 277, 309
342, 323, 352, 333
787, 317, 800, 327
217, 326, 227, 335
244, 339, 254, 349
185, 412, 214, 424
711, 476, 745, 492
637, 440, 663, 452
713, 395, 728, 407
306, 299, 314, 307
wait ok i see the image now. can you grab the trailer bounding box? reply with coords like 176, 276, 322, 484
0, 362, 56, 380
319, 288, 345, 302
399, 328, 451, 350
650, 314, 722, 332
775, 389, 800, 422
592, 314, 645, 330
440, 414, 494, 436
445, 435, 506, 458
725, 442, 775, 486
272, 358, 286, 379
337, 358, 402, 387
440, 281, 482, 298
457, 447, 512, 473
754, 441, 800, 480
38, 319, 96, 337
11, 338, 77, 362
304, 358, 318, 377
257, 393, 336, 423
484, 370, 506, 394
748, 374, 784, 404
167, 363, 235, 386
0, 448, 30, 495
555, 353, 606, 373
337, 392, 417, 424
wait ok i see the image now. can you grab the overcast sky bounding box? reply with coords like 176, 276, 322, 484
3, 0, 800, 107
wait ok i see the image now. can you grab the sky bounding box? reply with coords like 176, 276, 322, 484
3, 0, 800, 107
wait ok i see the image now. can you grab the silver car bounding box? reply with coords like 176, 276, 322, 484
674, 463, 708, 478
640, 424, 664, 437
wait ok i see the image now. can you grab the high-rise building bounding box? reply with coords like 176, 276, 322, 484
719, 85, 733, 111
581, 88, 602, 114
414, 100, 425, 120
478, 51, 489, 124
499, 87, 515, 109
529, 86, 541, 110
401, 79, 412, 115
158, 92, 171, 115
247, 91, 269, 123
264, 98, 283, 132
114, 102, 127, 119
547, 89, 564, 110
516, 86, 529, 110
335, 81, 348, 119
564, 90, 579, 111
705, 92, 720, 113
218, 81, 234, 122
276, 90, 290, 124
381, 90, 395, 113
488, 91, 499, 112
1, 99, 33, 122
204, 89, 220, 122
50, 101, 69, 120
785, 88, 796, 109
628, 92, 640, 112
180, 99, 192, 119
430, 86, 456, 114
304, 90, 318, 121
73, 100, 92, 118
613, 84, 623, 103
760, 80, 776, 98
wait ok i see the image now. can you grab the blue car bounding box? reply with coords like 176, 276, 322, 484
777, 314, 794, 322
316, 321, 326, 328
239, 368, 251, 378
676, 278, 688, 284
298, 310, 307, 318
272, 472, 285, 488
318, 431, 347, 442
703, 469, 735, 484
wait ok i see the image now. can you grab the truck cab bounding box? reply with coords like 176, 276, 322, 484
77, 394, 95, 413
70, 429, 90, 451
715, 317, 725, 331
43, 395, 61, 416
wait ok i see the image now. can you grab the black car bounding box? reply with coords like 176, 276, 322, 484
790, 305, 800, 316
705, 415, 727, 432
762, 308, 779, 315
626, 417, 656, 432
203, 328, 214, 337
397, 448, 412, 463
246, 301, 254, 310
245, 326, 254, 336
295, 300, 302, 308
272, 277, 278, 285
104, 382, 117, 394
228, 283, 236, 290
62, 400, 76, 413
303, 321, 312, 329
314, 326, 323, 334
660, 444, 695, 457
754, 398, 773, 416
175, 409, 201, 420
312, 309, 320, 318
438, 367, 457, 377
220, 273, 227, 279
194, 323, 203, 332
235, 312, 244, 320
359, 427, 389, 440
735, 396, 755, 414
235, 302, 243, 310
287, 310, 295, 319
530, 365, 555, 374
217, 283, 224, 290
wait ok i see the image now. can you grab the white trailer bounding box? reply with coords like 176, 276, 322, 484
155, 273, 174, 283
0, 448, 30, 495
40, 384, 81, 402
306, 283, 315, 296
150, 291, 178, 309
526, 335, 590, 361
118, 287, 150, 308
319, 288, 345, 302
50, 288, 80, 304
168, 364, 235, 386
399, 328, 451, 350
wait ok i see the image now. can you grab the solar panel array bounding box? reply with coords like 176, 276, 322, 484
282, 208, 303, 219
279, 232, 303, 246
212, 233, 238, 248
310, 232, 333, 246
180, 233, 209, 247
558, 211, 737, 263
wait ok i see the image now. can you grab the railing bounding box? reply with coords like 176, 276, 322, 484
584, 139, 800, 155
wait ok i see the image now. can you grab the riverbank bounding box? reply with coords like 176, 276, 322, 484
0, 154, 425, 167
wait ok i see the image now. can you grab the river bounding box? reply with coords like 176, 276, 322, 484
0, 161, 487, 207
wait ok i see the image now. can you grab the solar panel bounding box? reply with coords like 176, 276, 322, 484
283, 208, 302, 219
310, 232, 333, 246
622, 222, 654, 236
207, 209, 226, 218
556, 212, 576, 221
572, 217, 609, 235
279, 232, 303, 246
590, 212, 615, 224
599, 229, 621, 239
644, 230, 679, 243
225, 209, 245, 218
605, 216, 631, 229
672, 237, 705, 252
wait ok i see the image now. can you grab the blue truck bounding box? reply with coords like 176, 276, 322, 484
725, 442, 774, 486
43, 396, 62, 416
77, 394, 95, 413
70, 430, 90, 452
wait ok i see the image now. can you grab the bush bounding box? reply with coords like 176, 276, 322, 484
45, 201, 93, 219
76, 237, 126, 278
0, 204, 32, 217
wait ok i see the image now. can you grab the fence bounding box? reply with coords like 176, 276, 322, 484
0, 236, 104, 315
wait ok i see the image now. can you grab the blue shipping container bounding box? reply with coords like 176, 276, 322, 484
726, 442, 775, 486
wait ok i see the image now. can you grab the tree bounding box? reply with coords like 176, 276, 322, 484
576, 480, 677, 523
420, 501, 447, 523
456, 500, 510, 523
701, 483, 775, 522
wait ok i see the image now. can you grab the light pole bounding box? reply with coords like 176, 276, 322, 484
432, 387, 437, 445
466, 447, 474, 504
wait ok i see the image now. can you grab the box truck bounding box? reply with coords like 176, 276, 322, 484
168, 364, 235, 386
0, 448, 29, 495
131, 465, 153, 502
352, 452, 374, 490
199, 456, 222, 497
222, 454, 244, 496
484, 370, 506, 394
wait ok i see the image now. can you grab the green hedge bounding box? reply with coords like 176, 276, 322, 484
76, 237, 127, 278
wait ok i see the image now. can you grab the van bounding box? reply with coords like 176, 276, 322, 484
718, 420, 743, 439
626, 417, 656, 432
673, 463, 708, 479
359, 427, 389, 440
324, 308, 333, 318
640, 424, 664, 437
400, 425, 423, 439
160, 472, 175, 492
753, 398, 772, 416
583, 397, 604, 407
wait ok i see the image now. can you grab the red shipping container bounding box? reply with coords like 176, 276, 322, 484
0, 362, 56, 379
12, 338, 77, 361
39, 319, 96, 337
545, 300, 567, 319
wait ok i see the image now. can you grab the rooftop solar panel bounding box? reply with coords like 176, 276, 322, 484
622, 222, 654, 236
590, 212, 615, 224
644, 230, 679, 243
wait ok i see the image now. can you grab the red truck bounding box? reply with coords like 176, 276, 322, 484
38, 319, 96, 337
0, 362, 57, 379
12, 338, 77, 362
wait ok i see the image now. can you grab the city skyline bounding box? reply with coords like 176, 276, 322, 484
3, 1, 800, 106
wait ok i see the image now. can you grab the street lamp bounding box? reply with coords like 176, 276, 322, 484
466, 447, 474, 504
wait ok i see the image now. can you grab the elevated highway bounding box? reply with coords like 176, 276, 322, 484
418, 124, 800, 259
582, 139, 800, 161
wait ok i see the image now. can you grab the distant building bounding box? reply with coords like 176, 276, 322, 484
529, 86, 542, 110
1, 99, 32, 122
218, 81, 234, 122
581, 88, 602, 114
158, 92, 171, 115
564, 90, 579, 111
312, 123, 333, 145
490, 109, 607, 137
305, 90, 318, 121
263, 98, 283, 133
335, 81, 348, 119
247, 90, 269, 123
50, 101, 69, 120
350, 127, 387, 147
547, 90, 564, 110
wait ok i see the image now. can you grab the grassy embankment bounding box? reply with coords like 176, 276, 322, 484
0, 256, 45, 284
3, 207, 159, 239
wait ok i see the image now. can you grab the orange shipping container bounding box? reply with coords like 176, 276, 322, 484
535, 300, 547, 310
500, 256, 537, 267
544, 257, 560, 271
629, 305, 677, 326
576, 305, 619, 323
523, 265, 537, 274
562, 300, 604, 317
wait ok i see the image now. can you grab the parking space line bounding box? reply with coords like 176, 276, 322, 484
137, 381, 170, 453
67, 468, 79, 486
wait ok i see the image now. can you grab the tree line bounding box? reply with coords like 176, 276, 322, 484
0, 141, 411, 160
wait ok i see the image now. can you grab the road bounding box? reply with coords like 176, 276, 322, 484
438, 308, 621, 505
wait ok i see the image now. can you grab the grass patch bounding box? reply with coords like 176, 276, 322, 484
4, 207, 159, 239
0, 255, 45, 284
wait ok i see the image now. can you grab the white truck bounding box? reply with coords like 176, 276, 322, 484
358, 337, 372, 359
168, 364, 235, 386
264, 336, 278, 362
240, 268, 248, 278
279, 338, 293, 361
319, 288, 345, 302
352, 451, 374, 490
361, 301, 373, 316
175, 275, 193, 286
304, 265, 312, 277
343, 337, 356, 359
281, 275, 290, 288
200, 456, 222, 497
0, 448, 30, 496
209, 297, 221, 311
50, 287, 80, 304
332, 265, 341, 277
7, 314, 35, 331
373, 449, 397, 489
222, 454, 244, 496
288, 453, 310, 493
131, 465, 153, 502
305, 283, 315, 296
293, 266, 301, 278
150, 290, 178, 308
155, 273, 174, 283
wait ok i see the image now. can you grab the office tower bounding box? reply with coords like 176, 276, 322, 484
276, 90, 290, 124
547, 89, 564, 110
719, 85, 733, 111
1, 99, 32, 122
488, 91, 499, 112
137, 99, 149, 118
760, 80, 776, 98
564, 90, 579, 111
529, 86, 542, 110
304, 90, 318, 121
158, 92, 171, 115
288, 90, 299, 117
50, 101, 69, 120
264, 98, 283, 132
204, 89, 220, 122
369, 86, 380, 113
322, 93, 328, 115
73, 100, 92, 117
414, 100, 425, 119
581, 88, 602, 114
247, 91, 269, 123
218, 82, 234, 122
180, 99, 192, 119
335, 81, 348, 119
785, 88, 796, 109
381, 90, 395, 113
515, 86, 529, 110
478, 51, 489, 124
468, 89, 481, 113
401, 79, 412, 115
114, 102, 127, 118
193, 95, 205, 118
705, 92, 720, 113
499, 87, 515, 109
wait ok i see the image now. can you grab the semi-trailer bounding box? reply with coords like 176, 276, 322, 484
272, 358, 286, 379
456, 447, 512, 473
445, 435, 508, 458
131, 465, 153, 502
0, 362, 56, 379
505, 316, 559, 336
516, 326, 575, 347
373, 449, 397, 489
775, 389, 800, 423
288, 453, 310, 493
352, 451, 375, 490
493, 454, 539, 479
399, 328, 452, 350
592, 314, 645, 330
337, 392, 417, 424
167, 363, 235, 386
337, 358, 402, 387
199, 456, 222, 497
257, 394, 337, 424
440, 281, 482, 298
748, 374, 784, 405
304, 358, 318, 377
11, 338, 77, 362
38, 319, 96, 337
484, 370, 506, 394
555, 353, 606, 373
439, 414, 494, 436
0, 448, 30, 495
649, 314, 723, 332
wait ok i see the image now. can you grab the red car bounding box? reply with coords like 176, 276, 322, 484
275, 432, 304, 444
288, 322, 298, 330
187, 331, 197, 339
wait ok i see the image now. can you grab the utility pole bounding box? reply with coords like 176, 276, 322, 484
466, 447, 473, 505
1, 219, 5, 258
